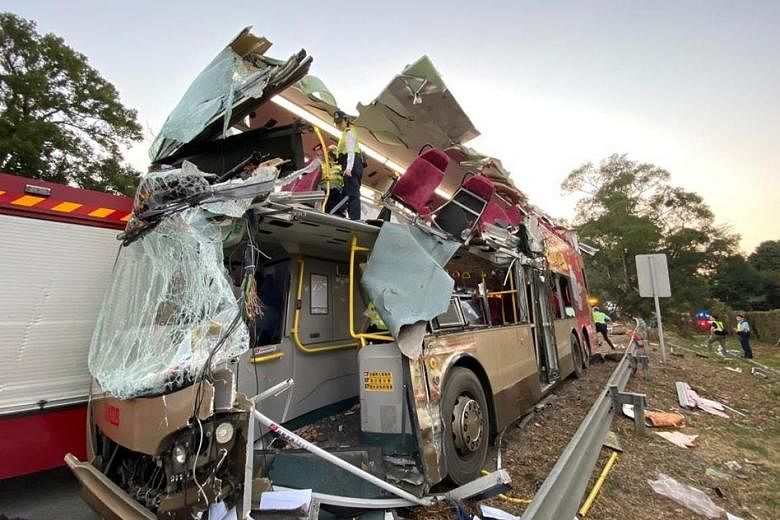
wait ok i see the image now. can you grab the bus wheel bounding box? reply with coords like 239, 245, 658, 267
441, 367, 489, 485
571, 334, 585, 379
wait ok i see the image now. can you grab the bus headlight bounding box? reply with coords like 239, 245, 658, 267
215, 422, 234, 444
173, 444, 187, 464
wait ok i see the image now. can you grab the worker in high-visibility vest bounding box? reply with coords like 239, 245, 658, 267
333, 110, 363, 221
592, 307, 616, 350
707, 314, 727, 355
735, 314, 753, 359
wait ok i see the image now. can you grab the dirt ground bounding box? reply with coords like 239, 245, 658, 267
404, 329, 780, 520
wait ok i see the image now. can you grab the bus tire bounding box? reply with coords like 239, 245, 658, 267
571, 333, 585, 379
441, 367, 490, 485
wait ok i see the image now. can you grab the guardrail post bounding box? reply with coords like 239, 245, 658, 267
609, 386, 647, 434
638, 355, 650, 378
629, 352, 651, 379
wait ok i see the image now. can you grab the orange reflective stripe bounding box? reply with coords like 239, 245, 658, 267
11, 195, 46, 207
51, 201, 82, 213
88, 207, 116, 218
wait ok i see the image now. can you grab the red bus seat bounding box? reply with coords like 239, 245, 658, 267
390, 148, 448, 213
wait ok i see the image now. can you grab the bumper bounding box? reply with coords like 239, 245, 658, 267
65, 453, 155, 520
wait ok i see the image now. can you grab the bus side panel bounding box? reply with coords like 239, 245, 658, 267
554, 318, 578, 378
425, 325, 541, 434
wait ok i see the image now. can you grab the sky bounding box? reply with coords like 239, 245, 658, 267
4, 0, 778, 252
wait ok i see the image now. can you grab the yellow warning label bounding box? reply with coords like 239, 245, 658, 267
363, 371, 394, 392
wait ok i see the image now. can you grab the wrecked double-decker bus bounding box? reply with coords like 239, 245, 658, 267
66, 28, 597, 518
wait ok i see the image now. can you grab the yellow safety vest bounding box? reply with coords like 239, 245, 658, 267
712, 320, 725, 333
593, 311, 609, 324
335, 127, 361, 157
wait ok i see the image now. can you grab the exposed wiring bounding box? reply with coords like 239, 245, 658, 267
192, 417, 209, 506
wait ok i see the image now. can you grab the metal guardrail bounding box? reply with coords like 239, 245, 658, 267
521, 324, 647, 520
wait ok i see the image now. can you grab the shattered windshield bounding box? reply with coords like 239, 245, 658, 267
88, 205, 248, 399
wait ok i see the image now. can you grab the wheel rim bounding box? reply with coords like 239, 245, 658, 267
451, 394, 484, 454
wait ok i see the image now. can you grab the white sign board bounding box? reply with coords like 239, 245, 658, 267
636, 254, 671, 298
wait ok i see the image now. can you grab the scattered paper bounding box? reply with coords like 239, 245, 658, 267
679, 382, 729, 418
208, 501, 237, 520
480, 504, 520, 520
259, 489, 312, 513
655, 431, 698, 448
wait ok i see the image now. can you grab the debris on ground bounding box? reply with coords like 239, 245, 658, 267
647, 473, 724, 519
676, 381, 730, 418
705, 467, 732, 480
645, 409, 686, 428
655, 431, 698, 448
480, 504, 520, 520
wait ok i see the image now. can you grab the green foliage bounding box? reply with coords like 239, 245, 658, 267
562, 154, 738, 316
0, 12, 142, 195
749, 240, 780, 272
713, 242, 780, 311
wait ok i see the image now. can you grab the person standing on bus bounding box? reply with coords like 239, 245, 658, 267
707, 314, 727, 355
333, 110, 363, 221
735, 314, 753, 359
592, 307, 616, 350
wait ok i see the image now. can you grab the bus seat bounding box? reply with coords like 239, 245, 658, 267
282, 167, 321, 192
462, 174, 495, 201
505, 205, 523, 228
419, 148, 449, 172
390, 148, 448, 213
478, 202, 510, 232
430, 174, 495, 240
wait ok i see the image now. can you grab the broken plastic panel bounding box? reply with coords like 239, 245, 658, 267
89, 203, 248, 399
361, 223, 460, 358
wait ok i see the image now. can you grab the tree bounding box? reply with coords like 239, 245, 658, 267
562, 154, 737, 316
0, 13, 142, 195
711, 255, 779, 311
748, 240, 780, 272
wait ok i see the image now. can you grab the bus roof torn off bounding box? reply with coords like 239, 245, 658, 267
68, 27, 599, 519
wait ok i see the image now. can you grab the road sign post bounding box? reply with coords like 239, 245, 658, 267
636, 254, 671, 364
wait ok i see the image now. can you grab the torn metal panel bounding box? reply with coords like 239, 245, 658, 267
354, 56, 479, 164
360, 223, 460, 355
293, 75, 339, 113
150, 27, 312, 164
92, 382, 214, 456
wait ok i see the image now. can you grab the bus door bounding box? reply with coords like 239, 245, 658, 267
529, 268, 560, 383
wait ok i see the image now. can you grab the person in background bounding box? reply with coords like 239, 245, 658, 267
333, 110, 363, 220
706, 314, 727, 355
592, 307, 616, 350
735, 314, 753, 359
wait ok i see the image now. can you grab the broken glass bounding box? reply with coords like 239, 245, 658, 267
149, 28, 311, 163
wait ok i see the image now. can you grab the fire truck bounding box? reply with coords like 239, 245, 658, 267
0, 172, 132, 479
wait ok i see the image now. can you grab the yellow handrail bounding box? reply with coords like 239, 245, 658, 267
486, 269, 519, 324
349, 236, 394, 346
250, 352, 284, 364
313, 126, 332, 212
291, 257, 360, 353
